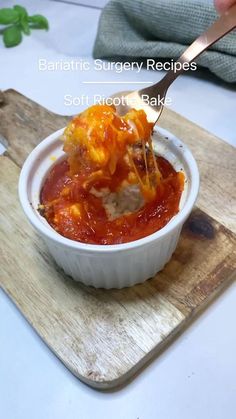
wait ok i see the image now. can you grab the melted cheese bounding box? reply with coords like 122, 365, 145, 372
63, 104, 161, 201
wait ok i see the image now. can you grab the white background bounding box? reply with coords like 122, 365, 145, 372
0, 1, 235, 418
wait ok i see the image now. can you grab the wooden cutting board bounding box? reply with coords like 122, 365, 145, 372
0, 89, 236, 389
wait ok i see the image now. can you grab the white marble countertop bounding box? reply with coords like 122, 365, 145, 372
0, 1, 235, 418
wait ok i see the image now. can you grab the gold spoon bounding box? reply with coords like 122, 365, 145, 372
112, 4, 236, 123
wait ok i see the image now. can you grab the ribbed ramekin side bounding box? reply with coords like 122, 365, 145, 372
44, 224, 183, 289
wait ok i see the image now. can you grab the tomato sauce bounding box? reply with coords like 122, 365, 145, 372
40, 156, 184, 245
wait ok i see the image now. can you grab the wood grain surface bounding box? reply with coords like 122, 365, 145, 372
0, 89, 235, 389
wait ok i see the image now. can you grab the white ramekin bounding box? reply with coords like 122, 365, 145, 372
18, 127, 199, 289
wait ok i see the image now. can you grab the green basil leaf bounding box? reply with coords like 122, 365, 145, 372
28, 14, 49, 30
0, 8, 19, 25
3, 25, 22, 47
13, 5, 28, 19
21, 16, 30, 35
14, 5, 30, 35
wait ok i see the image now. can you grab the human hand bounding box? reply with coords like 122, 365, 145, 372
214, 0, 236, 13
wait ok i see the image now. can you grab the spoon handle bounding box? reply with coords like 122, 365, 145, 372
153, 4, 236, 88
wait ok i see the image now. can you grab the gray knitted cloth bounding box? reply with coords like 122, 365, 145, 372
93, 0, 236, 83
